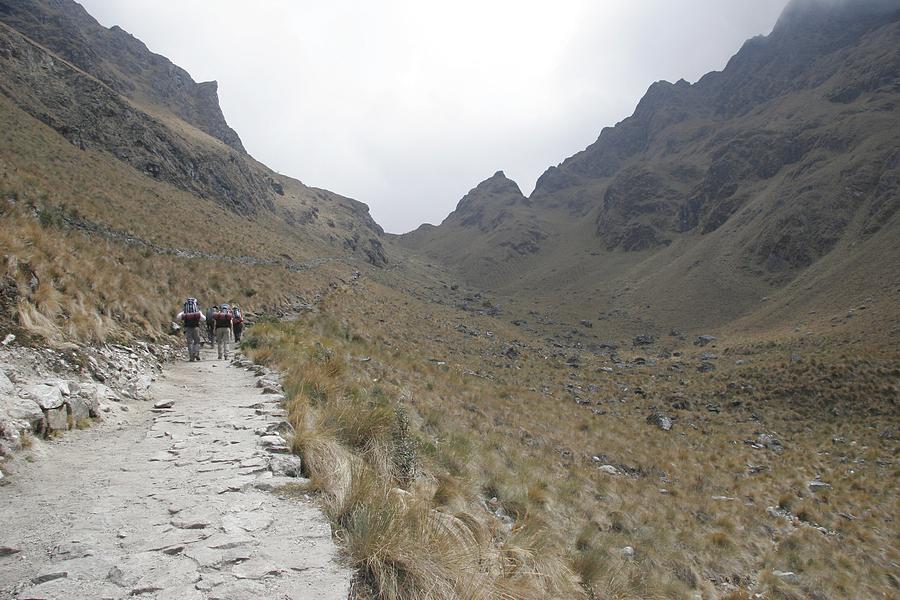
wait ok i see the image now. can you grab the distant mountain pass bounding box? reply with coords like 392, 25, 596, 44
398, 0, 900, 332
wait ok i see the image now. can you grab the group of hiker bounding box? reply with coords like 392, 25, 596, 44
176, 298, 245, 362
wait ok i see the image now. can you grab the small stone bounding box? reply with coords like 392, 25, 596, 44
171, 517, 211, 530
0, 546, 20, 556
646, 412, 673, 431
268, 454, 304, 477
695, 335, 716, 347
619, 546, 635, 558
808, 479, 832, 493
32, 571, 68, 584
252, 476, 308, 491
154, 400, 175, 409
258, 435, 289, 453
632, 334, 655, 346
502, 346, 519, 360
772, 570, 800, 584
598, 465, 620, 476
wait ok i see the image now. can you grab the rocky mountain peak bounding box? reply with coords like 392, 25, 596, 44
473, 171, 525, 197
435, 171, 526, 232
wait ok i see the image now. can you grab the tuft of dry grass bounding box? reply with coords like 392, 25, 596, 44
244, 317, 581, 599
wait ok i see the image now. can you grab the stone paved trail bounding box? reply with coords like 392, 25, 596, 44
0, 346, 350, 600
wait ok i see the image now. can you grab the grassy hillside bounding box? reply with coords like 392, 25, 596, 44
243, 273, 899, 599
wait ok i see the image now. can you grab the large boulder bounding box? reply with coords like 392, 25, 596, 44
3, 396, 44, 432
123, 374, 153, 400
0, 418, 23, 454
21, 384, 65, 410
0, 371, 14, 396
66, 396, 91, 423
57, 380, 81, 397
45, 405, 70, 432
76, 384, 104, 417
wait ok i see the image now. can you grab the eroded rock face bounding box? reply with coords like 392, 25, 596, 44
0, 341, 175, 452
0, 0, 245, 153
0, 23, 271, 217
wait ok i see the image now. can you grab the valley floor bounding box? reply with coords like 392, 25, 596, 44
0, 346, 348, 600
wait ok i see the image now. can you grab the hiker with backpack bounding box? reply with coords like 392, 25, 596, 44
232, 304, 245, 343
206, 305, 218, 348
176, 297, 206, 362
213, 303, 234, 360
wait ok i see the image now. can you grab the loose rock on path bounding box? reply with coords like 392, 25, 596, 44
0, 346, 350, 599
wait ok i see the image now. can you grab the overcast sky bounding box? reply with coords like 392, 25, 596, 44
79, 0, 789, 233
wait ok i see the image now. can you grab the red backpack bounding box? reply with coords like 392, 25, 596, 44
182, 298, 201, 326
215, 309, 232, 326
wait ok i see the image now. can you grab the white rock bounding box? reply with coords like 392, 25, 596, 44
66, 396, 91, 422
4, 396, 44, 431
0, 371, 14, 395
21, 384, 65, 410
268, 454, 304, 477
45, 405, 70, 432
808, 479, 832, 493
598, 465, 621, 476
772, 570, 799, 584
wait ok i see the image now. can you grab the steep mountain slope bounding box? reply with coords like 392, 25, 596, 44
0, 0, 386, 342
398, 0, 900, 336
0, 0, 245, 151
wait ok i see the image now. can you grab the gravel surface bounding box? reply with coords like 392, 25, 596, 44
0, 346, 349, 599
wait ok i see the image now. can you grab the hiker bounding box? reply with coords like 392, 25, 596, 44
206, 305, 218, 348
232, 304, 244, 343
213, 303, 234, 360
176, 297, 205, 362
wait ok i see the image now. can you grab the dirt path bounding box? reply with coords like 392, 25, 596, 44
0, 346, 350, 600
